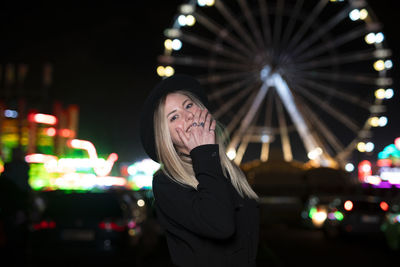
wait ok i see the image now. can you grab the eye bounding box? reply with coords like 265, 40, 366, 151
185, 103, 193, 109
170, 115, 178, 122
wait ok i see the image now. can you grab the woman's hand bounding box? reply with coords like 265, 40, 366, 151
176, 109, 217, 153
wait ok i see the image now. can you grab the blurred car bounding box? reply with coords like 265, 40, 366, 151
28, 189, 147, 262
381, 196, 400, 250
322, 194, 389, 239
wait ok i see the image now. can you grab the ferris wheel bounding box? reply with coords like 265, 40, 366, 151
157, 0, 393, 168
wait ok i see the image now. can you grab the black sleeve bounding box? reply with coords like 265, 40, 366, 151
152, 144, 235, 239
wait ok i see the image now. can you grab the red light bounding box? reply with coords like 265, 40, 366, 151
44, 127, 57, 136
344, 200, 353, 211
99, 221, 125, 232
380, 201, 389, 211
33, 220, 56, 230
59, 129, 73, 138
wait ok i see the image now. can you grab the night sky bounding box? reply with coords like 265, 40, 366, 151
0, 0, 399, 165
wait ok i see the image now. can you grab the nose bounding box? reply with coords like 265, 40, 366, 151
184, 109, 194, 121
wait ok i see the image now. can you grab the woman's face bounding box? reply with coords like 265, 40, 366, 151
164, 92, 201, 154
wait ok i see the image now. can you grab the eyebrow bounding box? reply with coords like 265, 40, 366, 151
166, 98, 191, 118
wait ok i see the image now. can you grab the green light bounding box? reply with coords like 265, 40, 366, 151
334, 211, 344, 221
309, 207, 317, 219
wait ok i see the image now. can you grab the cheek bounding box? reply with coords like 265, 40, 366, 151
168, 123, 183, 146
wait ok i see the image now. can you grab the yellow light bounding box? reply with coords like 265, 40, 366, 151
206, 0, 215, 6
164, 66, 175, 77
368, 117, 380, 127
373, 60, 385, 71
164, 39, 173, 50
359, 9, 368, 20
157, 66, 165, 77
374, 88, 386, 99
185, 15, 196, 26
357, 142, 366, 152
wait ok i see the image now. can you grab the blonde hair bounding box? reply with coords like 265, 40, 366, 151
154, 90, 258, 200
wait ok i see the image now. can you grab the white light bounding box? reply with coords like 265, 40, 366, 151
137, 199, 145, 207
379, 116, 388, 127
307, 147, 323, 160
197, 0, 207, 6
179, 4, 194, 14
4, 109, 18, 118
312, 210, 327, 228
172, 39, 182, 50
365, 142, 374, 152
227, 149, 236, 160
365, 33, 375, 44
385, 88, 394, 99
164, 66, 175, 77
375, 32, 385, 43
349, 9, 360, 21
345, 163, 355, 172
177, 14, 187, 26
385, 60, 393, 69
261, 134, 270, 143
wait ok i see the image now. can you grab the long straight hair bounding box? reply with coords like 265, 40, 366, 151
154, 90, 258, 200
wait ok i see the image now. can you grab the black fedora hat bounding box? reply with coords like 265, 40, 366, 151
139, 74, 209, 163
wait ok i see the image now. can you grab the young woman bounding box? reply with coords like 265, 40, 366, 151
139, 74, 259, 267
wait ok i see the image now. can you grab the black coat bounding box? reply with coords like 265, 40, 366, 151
152, 144, 260, 267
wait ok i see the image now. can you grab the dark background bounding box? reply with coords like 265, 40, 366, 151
0, 0, 398, 164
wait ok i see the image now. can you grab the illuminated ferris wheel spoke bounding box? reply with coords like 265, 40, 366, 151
298, 96, 345, 154
237, 0, 265, 49
275, 94, 293, 162
213, 82, 256, 119
293, 70, 389, 86
280, 0, 303, 49
228, 81, 271, 155
226, 88, 259, 134
272, 0, 284, 52
194, 10, 254, 57
198, 71, 256, 84
178, 31, 249, 62
257, 0, 273, 46
297, 24, 378, 62
158, 54, 251, 70
285, 0, 329, 52
272, 74, 325, 161
294, 85, 360, 133
208, 75, 256, 100
292, 5, 352, 57
296, 79, 371, 109
214, 0, 259, 52
259, 92, 274, 161
293, 50, 384, 70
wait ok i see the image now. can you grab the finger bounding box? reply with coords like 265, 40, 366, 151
176, 128, 189, 146
199, 109, 207, 127
209, 119, 217, 132
194, 108, 202, 124
204, 111, 212, 130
